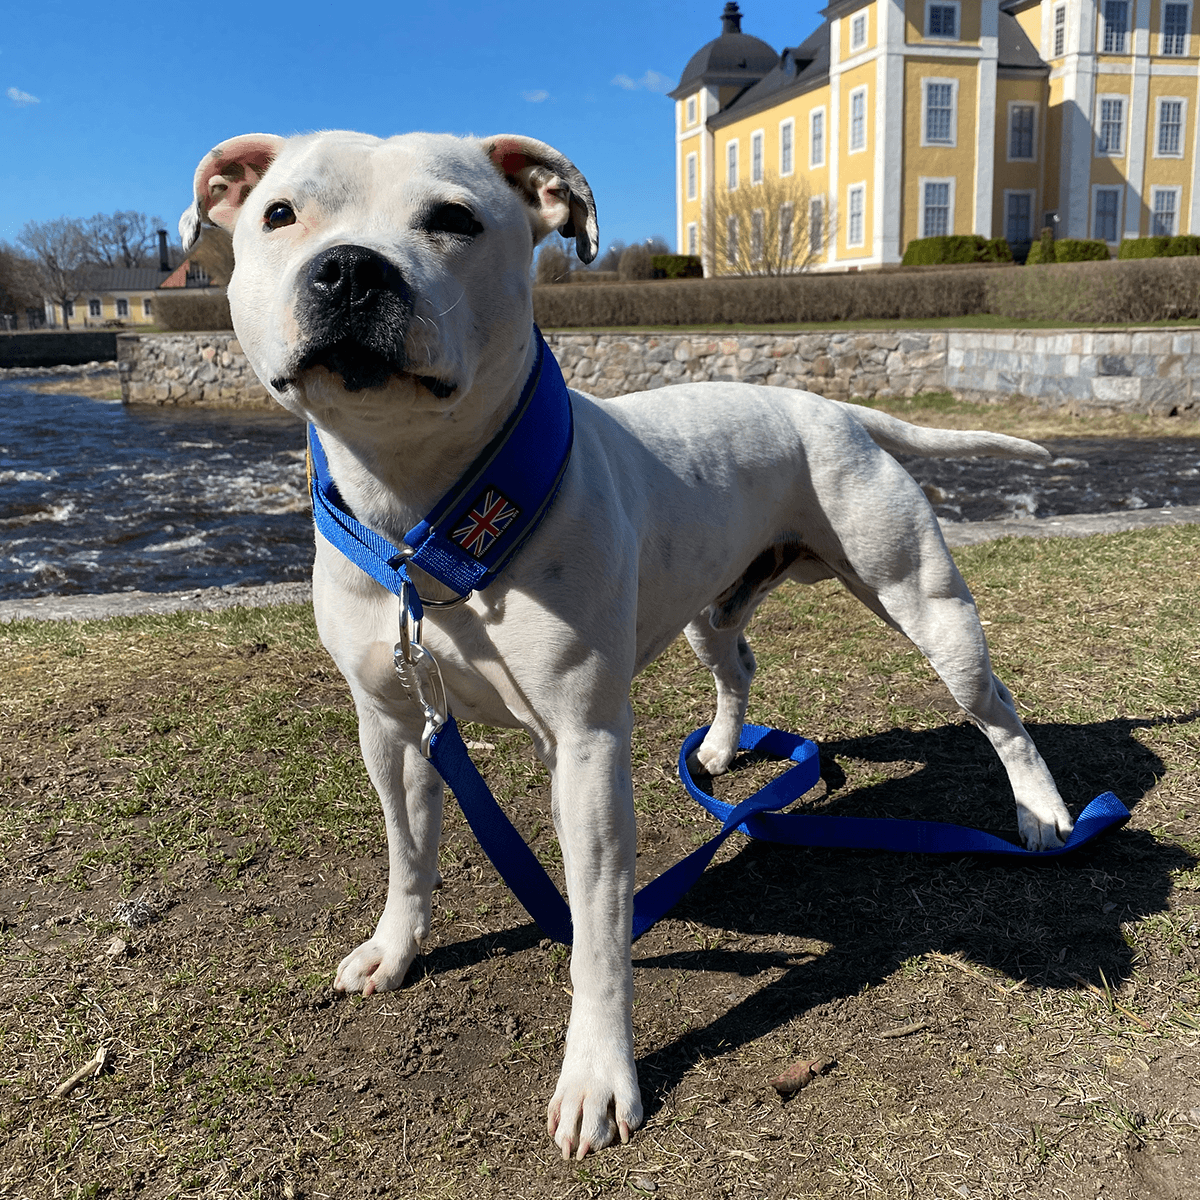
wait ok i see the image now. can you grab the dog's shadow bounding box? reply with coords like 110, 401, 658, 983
416, 710, 1195, 1118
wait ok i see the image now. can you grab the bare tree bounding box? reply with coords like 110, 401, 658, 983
534, 234, 574, 284
82, 210, 165, 268
592, 240, 626, 273
0, 243, 43, 327
18, 218, 90, 329
710, 174, 835, 276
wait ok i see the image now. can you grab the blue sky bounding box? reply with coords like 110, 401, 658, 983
1, 0, 824, 259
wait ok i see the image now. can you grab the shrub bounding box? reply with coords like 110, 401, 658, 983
1053, 238, 1111, 262
1165, 234, 1200, 257
153, 289, 233, 331
618, 244, 654, 281
535, 241, 572, 284
901, 234, 1012, 265
1119, 236, 1171, 259
1024, 226, 1056, 266
652, 254, 703, 279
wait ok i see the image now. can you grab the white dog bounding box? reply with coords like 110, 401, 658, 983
182, 130, 1074, 1159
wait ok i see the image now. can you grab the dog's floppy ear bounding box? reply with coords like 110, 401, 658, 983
484, 135, 599, 264
179, 133, 287, 251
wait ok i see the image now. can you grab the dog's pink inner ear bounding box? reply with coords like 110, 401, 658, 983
202, 141, 279, 231
489, 140, 530, 178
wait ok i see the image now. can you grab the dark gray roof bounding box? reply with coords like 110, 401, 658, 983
77, 267, 173, 293
998, 9, 1049, 70
708, 23, 829, 129
670, 2, 779, 99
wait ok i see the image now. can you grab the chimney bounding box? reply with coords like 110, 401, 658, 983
157, 229, 170, 273
721, 2, 742, 35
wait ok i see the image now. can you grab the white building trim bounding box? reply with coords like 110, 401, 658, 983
875, 0, 906, 264
918, 175, 958, 237
974, 0, 999, 236
1061, 0, 1099, 237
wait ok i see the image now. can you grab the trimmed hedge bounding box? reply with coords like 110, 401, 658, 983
1119, 235, 1200, 259
652, 254, 704, 279
901, 235, 1013, 265
153, 289, 233, 331
1027, 237, 1111, 264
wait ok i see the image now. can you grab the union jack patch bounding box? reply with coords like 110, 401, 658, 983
452, 488, 521, 558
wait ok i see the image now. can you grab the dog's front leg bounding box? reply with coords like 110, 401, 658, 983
546, 714, 644, 1159
334, 693, 443, 996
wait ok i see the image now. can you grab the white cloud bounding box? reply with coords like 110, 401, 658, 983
7, 86, 40, 106
522, 89, 549, 103
611, 70, 675, 94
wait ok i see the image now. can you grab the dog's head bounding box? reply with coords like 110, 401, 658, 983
180, 131, 597, 427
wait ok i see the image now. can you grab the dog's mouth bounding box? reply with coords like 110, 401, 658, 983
273, 343, 457, 399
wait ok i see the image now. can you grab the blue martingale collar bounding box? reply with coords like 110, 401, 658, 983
306, 327, 573, 613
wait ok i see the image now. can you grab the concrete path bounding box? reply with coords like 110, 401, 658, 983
2, 505, 1198, 624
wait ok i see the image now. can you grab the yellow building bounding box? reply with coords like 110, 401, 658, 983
672, 0, 1200, 271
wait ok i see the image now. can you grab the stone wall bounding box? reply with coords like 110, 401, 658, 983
118, 332, 269, 406
2, 330, 119, 369
116, 327, 1200, 417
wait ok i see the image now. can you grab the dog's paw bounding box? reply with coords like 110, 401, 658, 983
333, 934, 418, 997
687, 739, 735, 778
547, 1051, 643, 1160
1018, 807, 1073, 852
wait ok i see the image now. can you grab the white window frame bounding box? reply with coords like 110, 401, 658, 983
686, 95, 697, 126
686, 151, 698, 200
925, 0, 960, 39
726, 139, 739, 191
1161, 1, 1190, 55
846, 182, 867, 248
88, 298, 102, 318
1151, 186, 1183, 236
750, 129, 764, 185
1003, 189, 1037, 245
850, 10, 868, 51
809, 195, 825, 255
64, 300, 75, 319
115, 298, 129, 319
779, 201, 794, 261
779, 117, 795, 177
687, 222, 698, 257
921, 77, 959, 148
1101, 0, 1130, 53
1091, 185, 1123, 242
918, 176, 956, 238
810, 107, 826, 168
1053, 4, 1067, 56
1155, 97, 1187, 158
848, 85, 868, 154
143, 297, 153, 317
1007, 101, 1037, 161
1095, 94, 1127, 156
726, 214, 740, 267
750, 208, 765, 262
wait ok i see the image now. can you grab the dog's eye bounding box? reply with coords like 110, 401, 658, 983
263, 202, 296, 231
424, 203, 483, 239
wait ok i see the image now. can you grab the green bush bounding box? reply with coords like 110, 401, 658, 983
901, 234, 1013, 265
1052, 238, 1111, 262
153, 289, 233, 331
1118, 236, 1171, 259
1165, 235, 1200, 256
651, 254, 703, 279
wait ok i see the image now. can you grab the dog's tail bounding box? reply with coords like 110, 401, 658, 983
838, 401, 1052, 463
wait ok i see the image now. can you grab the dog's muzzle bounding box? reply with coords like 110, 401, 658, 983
291, 243, 415, 393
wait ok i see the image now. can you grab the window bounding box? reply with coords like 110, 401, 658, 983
1054, 4, 1066, 55
143, 298, 153, 317
1009, 104, 1036, 159
751, 209, 764, 262
1102, 0, 1129, 53
1163, 2, 1189, 54
116, 298, 129, 318
924, 80, 956, 145
88, 299, 101, 318
1158, 99, 1184, 156
923, 180, 952, 237
686, 96, 697, 125
64, 300, 75, 319
851, 11, 868, 50
780, 119, 794, 176
849, 86, 867, 152
780, 203, 794, 260
1093, 188, 1121, 241
726, 214, 739, 267
926, 2, 958, 38
847, 184, 866, 247
751, 130, 764, 184
726, 141, 738, 190
686, 152, 697, 200
810, 108, 825, 167
687, 222, 698, 257
1153, 188, 1180, 236
809, 196, 824, 254
1097, 96, 1126, 154
1005, 192, 1033, 245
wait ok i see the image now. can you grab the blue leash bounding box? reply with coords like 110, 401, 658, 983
306, 329, 1132, 946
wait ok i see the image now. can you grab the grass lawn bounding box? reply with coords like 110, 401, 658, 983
1, 521, 1198, 1199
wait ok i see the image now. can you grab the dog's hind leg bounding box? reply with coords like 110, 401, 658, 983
684, 616, 756, 776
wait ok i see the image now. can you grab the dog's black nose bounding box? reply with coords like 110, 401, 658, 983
306, 244, 405, 310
